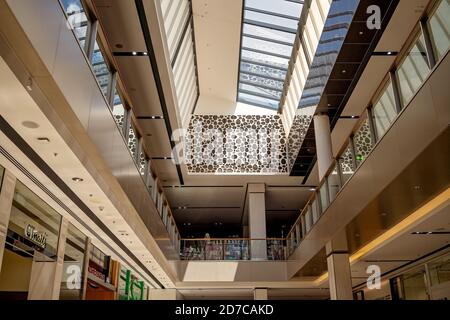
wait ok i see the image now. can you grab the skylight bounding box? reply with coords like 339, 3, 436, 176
237, 0, 304, 110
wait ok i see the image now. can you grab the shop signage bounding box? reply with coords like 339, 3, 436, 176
88, 265, 106, 282
24, 224, 47, 249
120, 269, 145, 300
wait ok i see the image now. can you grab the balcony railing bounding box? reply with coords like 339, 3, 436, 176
180, 238, 286, 261
285, 0, 450, 257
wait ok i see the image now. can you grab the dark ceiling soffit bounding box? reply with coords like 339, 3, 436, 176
292, 0, 400, 182
135, 0, 184, 185
0, 116, 164, 289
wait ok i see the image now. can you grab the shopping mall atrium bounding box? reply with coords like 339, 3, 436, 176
0, 0, 448, 301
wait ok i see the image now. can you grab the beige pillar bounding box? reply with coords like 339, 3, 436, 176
28, 217, 69, 300
313, 114, 333, 180
248, 183, 267, 260
148, 288, 181, 300
254, 288, 268, 300
326, 230, 353, 300
0, 169, 16, 274
81, 237, 91, 300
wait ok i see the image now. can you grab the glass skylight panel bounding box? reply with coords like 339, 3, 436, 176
243, 24, 295, 45
238, 0, 303, 110
240, 61, 286, 81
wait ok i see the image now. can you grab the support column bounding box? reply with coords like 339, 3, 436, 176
248, 183, 266, 260
313, 114, 333, 180
0, 169, 16, 274
81, 237, 91, 300
326, 230, 353, 300
254, 288, 268, 300
148, 289, 181, 300
28, 217, 69, 300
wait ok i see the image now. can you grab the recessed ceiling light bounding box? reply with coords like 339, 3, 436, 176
143, 52, 148, 55
342, 69, 347, 74
132, 51, 137, 56
413, 185, 421, 190
359, 31, 364, 35
72, 177, 84, 182
37, 137, 50, 143
309, 187, 316, 191
387, 51, 393, 55
22, 121, 39, 129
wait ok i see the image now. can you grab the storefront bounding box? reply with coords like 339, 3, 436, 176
117, 267, 149, 300
85, 244, 120, 300
59, 223, 89, 300
0, 179, 62, 300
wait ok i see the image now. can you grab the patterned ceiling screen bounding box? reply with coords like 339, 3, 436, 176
183, 115, 307, 174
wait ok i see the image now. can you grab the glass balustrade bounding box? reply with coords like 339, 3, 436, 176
180, 239, 285, 261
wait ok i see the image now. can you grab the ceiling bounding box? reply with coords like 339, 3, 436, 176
166, 185, 313, 237
192, 0, 243, 114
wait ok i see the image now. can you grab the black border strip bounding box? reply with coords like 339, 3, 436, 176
0, 116, 164, 289
135, 0, 184, 185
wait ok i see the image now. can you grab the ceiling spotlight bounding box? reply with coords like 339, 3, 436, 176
37, 137, 50, 143
387, 51, 392, 55
309, 187, 316, 191
143, 52, 148, 55
413, 185, 421, 191
359, 31, 364, 35
342, 69, 347, 74
22, 121, 39, 129
72, 177, 84, 182
132, 51, 137, 56
25, 77, 33, 91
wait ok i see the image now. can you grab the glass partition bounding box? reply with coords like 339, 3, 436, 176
112, 85, 126, 133
127, 124, 138, 160
60, 223, 87, 300
304, 205, 313, 233
354, 118, 373, 166
92, 39, 112, 97
61, 0, 89, 51
372, 80, 397, 139
339, 143, 355, 185
319, 182, 329, 214
397, 31, 431, 106
327, 164, 341, 203
311, 198, 320, 224
428, 0, 450, 61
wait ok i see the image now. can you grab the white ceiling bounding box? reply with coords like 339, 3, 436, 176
192, 0, 243, 114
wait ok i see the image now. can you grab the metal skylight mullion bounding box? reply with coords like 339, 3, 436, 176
239, 79, 283, 92
242, 32, 293, 47
238, 88, 281, 101
240, 70, 285, 82
240, 58, 288, 72
241, 46, 291, 60
243, 18, 297, 34
244, 6, 300, 21
237, 95, 280, 110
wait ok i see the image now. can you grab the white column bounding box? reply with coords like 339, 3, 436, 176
148, 289, 180, 300
248, 183, 266, 260
0, 169, 16, 274
313, 114, 333, 180
326, 230, 353, 300
28, 217, 68, 300
254, 288, 268, 300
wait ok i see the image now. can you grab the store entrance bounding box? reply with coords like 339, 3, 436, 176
0, 234, 54, 300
